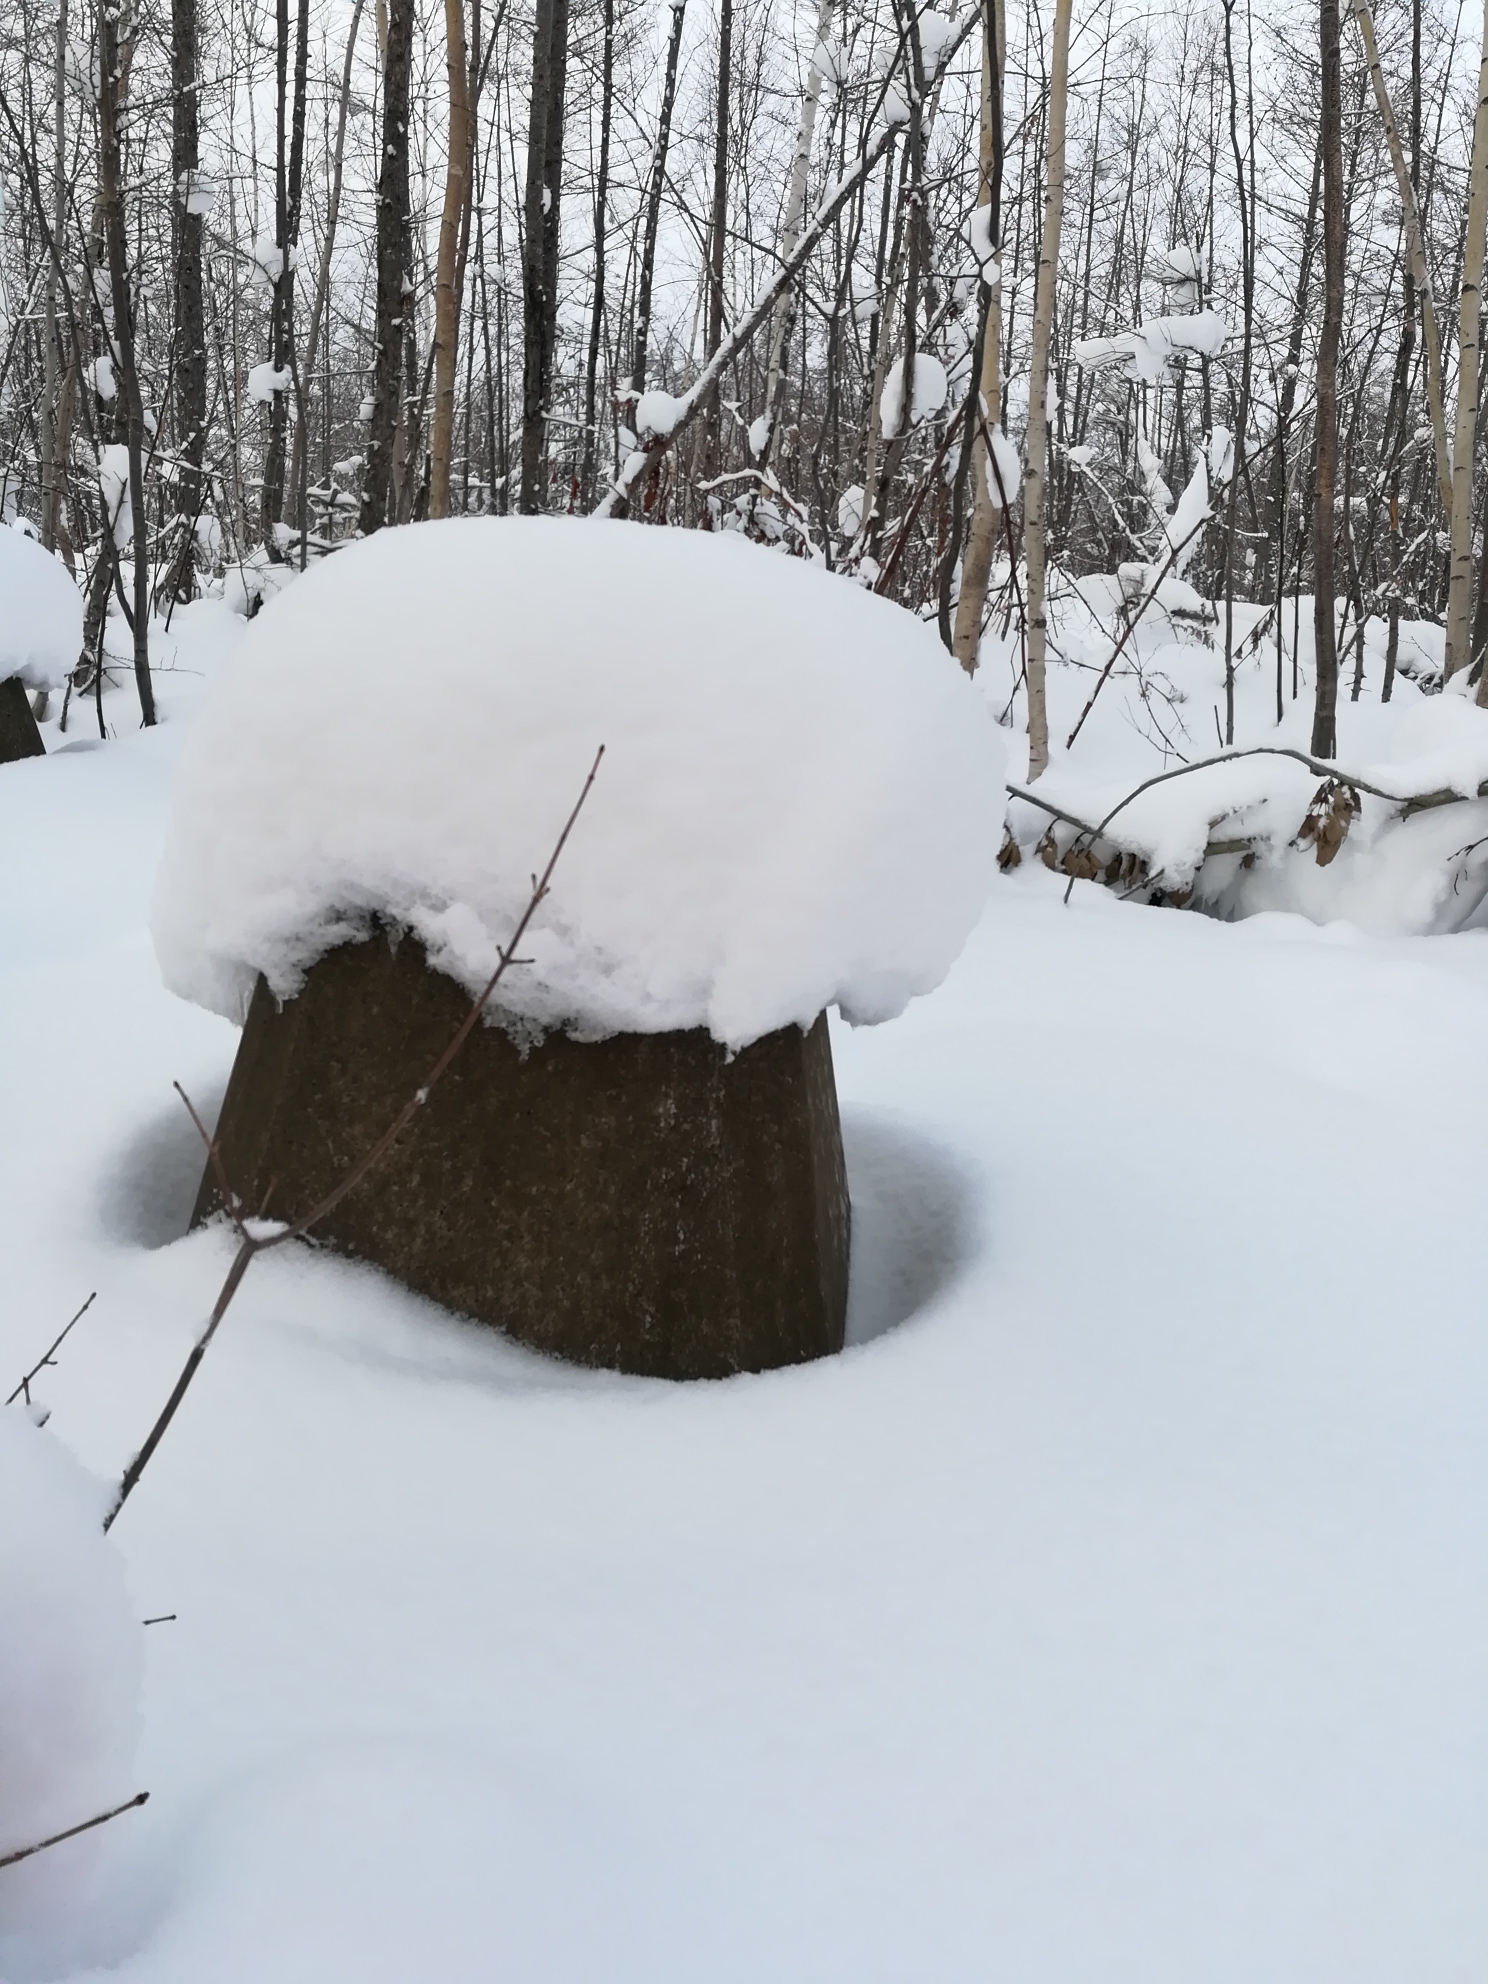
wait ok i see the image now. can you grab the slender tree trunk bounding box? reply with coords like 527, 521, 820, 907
1350, 0, 1451, 513
1264, 134, 1321, 601
289, 0, 365, 525
430, 0, 472, 515
755, 0, 833, 465
1450, 0, 1488, 680
359, 0, 414, 536
171, 0, 206, 598
951, 0, 1005, 674
1312, 0, 1345, 757
1220, 0, 1255, 745
97, 0, 155, 724
629, 0, 687, 403
700, 0, 734, 481
262, 0, 310, 544
1023, 0, 1073, 781
262, 0, 289, 539
520, 0, 568, 508
39, 0, 67, 555
580, 0, 614, 503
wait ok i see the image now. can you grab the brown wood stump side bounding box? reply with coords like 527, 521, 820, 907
194, 932, 851, 1379
0, 676, 46, 763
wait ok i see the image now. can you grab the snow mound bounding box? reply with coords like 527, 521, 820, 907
151, 518, 1003, 1050
0, 1410, 142, 1920
0, 525, 83, 690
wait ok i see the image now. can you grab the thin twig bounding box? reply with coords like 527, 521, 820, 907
173, 1083, 249, 1239
6, 1294, 98, 1408
873, 390, 968, 595
1064, 518, 1209, 753
0, 1793, 149, 1873
103, 749, 605, 1531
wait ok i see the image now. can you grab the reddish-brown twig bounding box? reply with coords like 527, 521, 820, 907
0, 1792, 149, 1873
103, 747, 605, 1531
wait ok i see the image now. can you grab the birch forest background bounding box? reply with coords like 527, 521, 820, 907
5, 0, 1488, 799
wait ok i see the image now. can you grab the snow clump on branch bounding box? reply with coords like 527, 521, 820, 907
633, 390, 683, 442
1073, 310, 1229, 385
151, 518, 1004, 1051
881, 353, 948, 434
246, 364, 293, 403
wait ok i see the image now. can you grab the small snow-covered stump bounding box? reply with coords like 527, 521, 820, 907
153, 520, 1001, 1378
0, 526, 82, 762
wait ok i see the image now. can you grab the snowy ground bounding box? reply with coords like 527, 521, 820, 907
2, 603, 1486, 1980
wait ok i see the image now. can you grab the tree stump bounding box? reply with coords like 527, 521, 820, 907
0, 676, 45, 763
194, 931, 851, 1379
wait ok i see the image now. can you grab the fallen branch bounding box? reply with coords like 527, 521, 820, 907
1008, 743, 1488, 910
103, 748, 605, 1530
1007, 782, 1256, 865
1073, 745, 1488, 853
0, 1792, 149, 1873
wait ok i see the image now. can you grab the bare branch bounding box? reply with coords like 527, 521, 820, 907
104, 749, 605, 1531
0, 1793, 149, 1874
6, 1294, 99, 1408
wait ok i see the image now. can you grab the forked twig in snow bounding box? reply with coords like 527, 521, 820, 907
0, 1792, 149, 1873
102, 748, 606, 1531
6, 1293, 98, 1408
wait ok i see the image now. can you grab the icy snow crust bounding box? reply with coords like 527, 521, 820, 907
0, 525, 83, 689
152, 518, 1003, 1048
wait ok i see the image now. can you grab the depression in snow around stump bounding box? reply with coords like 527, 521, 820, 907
151, 517, 1004, 1378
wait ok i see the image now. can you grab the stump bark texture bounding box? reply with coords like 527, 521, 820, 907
195, 932, 851, 1379
0, 676, 46, 762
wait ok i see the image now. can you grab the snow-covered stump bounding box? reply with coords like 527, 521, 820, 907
153, 519, 1001, 1378
0, 525, 81, 764
0, 674, 45, 762
196, 933, 851, 1378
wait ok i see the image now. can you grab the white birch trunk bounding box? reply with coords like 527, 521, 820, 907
1022, 0, 1073, 780
952, 0, 1005, 675
1447, 0, 1488, 678
755, 0, 834, 465
1350, 0, 1451, 515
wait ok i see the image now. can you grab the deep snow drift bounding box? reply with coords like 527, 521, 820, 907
151, 519, 1003, 1049
1, 554, 1485, 1982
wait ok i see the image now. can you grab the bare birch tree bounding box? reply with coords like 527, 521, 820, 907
1022, 0, 1074, 780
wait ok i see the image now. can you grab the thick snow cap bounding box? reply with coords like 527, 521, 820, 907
0, 525, 83, 690
152, 518, 1003, 1050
